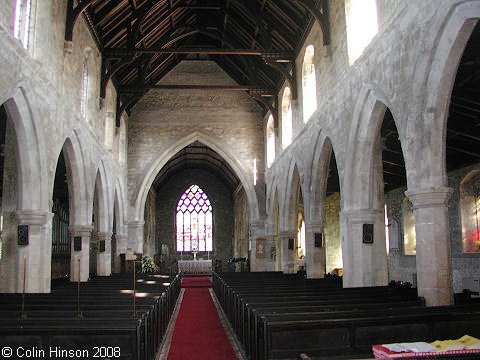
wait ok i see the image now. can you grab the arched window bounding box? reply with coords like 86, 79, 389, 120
176, 185, 213, 252
282, 87, 292, 149
460, 171, 480, 253
80, 48, 92, 121
80, 60, 89, 119
266, 115, 275, 168
302, 45, 317, 122
345, 0, 378, 65
402, 198, 416, 255
13, 0, 33, 49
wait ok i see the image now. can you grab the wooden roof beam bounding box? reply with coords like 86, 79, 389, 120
293, 0, 331, 56
64, 0, 96, 53
104, 47, 293, 59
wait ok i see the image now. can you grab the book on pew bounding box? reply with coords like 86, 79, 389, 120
373, 335, 480, 359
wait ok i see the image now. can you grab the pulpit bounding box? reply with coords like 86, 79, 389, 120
178, 259, 213, 274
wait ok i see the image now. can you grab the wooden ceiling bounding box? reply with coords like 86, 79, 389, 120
67, 0, 330, 118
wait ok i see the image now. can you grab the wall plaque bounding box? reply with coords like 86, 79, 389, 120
256, 237, 266, 259
99, 240, 105, 253
17, 225, 29, 246
314, 232, 323, 248
363, 223, 374, 244
73, 236, 82, 251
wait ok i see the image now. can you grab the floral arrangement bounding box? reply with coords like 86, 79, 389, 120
140, 255, 159, 273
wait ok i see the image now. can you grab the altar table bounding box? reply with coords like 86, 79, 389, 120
178, 260, 213, 274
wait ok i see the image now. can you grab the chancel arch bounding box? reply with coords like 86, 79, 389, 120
130, 132, 260, 254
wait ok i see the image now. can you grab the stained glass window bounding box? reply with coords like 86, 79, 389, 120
176, 185, 213, 252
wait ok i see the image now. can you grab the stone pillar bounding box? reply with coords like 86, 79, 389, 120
279, 230, 296, 274
249, 220, 266, 272
69, 225, 93, 282
264, 234, 277, 271
406, 187, 453, 306
341, 209, 388, 287
0, 210, 52, 293
306, 222, 326, 278
96, 232, 112, 276
128, 220, 145, 254
112, 234, 127, 273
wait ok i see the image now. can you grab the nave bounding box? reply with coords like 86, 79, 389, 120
160, 275, 240, 360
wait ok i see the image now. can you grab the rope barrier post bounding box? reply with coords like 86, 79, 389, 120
21, 257, 27, 319
77, 258, 83, 318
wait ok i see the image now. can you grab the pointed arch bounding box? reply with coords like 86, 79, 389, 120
409, 1, 480, 188
309, 132, 335, 222
1, 86, 46, 212
344, 88, 404, 209
61, 132, 89, 226
283, 159, 303, 231
93, 159, 113, 233
132, 131, 260, 226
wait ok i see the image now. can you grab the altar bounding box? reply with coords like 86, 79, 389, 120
178, 259, 212, 274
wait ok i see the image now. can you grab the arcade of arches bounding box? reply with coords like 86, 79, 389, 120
0, 0, 479, 308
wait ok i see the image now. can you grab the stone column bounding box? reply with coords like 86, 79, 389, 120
96, 232, 112, 276
406, 187, 453, 306
306, 221, 326, 278
264, 234, 277, 271
279, 230, 297, 273
128, 220, 145, 254
341, 209, 388, 287
249, 220, 266, 272
112, 234, 127, 273
0, 210, 52, 293
69, 225, 93, 282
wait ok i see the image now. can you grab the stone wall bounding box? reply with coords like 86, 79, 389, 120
0, 2, 127, 291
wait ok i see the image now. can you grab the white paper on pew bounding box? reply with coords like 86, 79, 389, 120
383, 342, 438, 353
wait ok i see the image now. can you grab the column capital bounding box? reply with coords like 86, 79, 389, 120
16, 210, 52, 225
341, 208, 383, 223
96, 232, 113, 240
405, 187, 453, 209
128, 220, 145, 228
250, 220, 265, 229
68, 225, 94, 237
279, 230, 296, 238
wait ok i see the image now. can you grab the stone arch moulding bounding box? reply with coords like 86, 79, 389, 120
114, 176, 128, 237
132, 131, 260, 225
343, 87, 401, 210
1, 85, 47, 212
93, 158, 114, 233
61, 131, 89, 226
283, 157, 305, 231
266, 174, 281, 234
309, 131, 335, 223
409, 1, 480, 188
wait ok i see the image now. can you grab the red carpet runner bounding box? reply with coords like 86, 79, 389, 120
167, 276, 238, 360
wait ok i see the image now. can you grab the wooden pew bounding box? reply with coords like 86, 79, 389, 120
0, 273, 181, 360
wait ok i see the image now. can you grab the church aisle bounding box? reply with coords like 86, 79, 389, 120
166, 277, 239, 360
